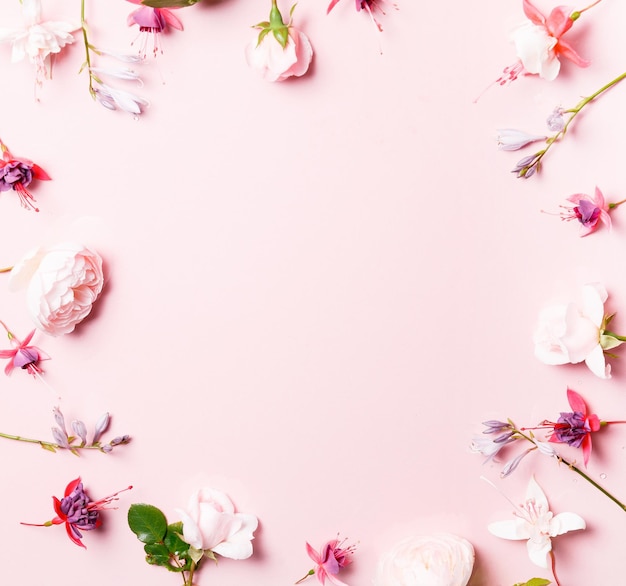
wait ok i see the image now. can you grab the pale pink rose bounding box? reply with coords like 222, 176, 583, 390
176, 488, 258, 559
374, 534, 475, 586
245, 28, 312, 82
533, 283, 616, 379
8, 242, 104, 336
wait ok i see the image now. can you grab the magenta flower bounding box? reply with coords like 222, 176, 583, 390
0, 139, 50, 211
543, 389, 600, 467
22, 477, 132, 548
327, 0, 397, 33
126, 0, 183, 58
296, 537, 356, 585
559, 187, 612, 236
0, 321, 49, 376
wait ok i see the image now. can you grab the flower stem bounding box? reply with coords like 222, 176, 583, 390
550, 551, 562, 586
608, 198, 626, 209
80, 0, 95, 98
0, 266, 13, 273
603, 330, 626, 342
559, 455, 626, 512
0, 431, 104, 454
295, 569, 315, 584
185, 560, 196, 586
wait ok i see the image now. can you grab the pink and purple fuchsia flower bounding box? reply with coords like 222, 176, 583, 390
327, 0, 397, 33
0, 139, 50, 211
126, 0, 183, 58
22, 477, 132, 548
0, 320, 49, 377
296, 536, 357, 585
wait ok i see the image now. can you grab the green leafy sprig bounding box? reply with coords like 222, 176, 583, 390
128, 504, 205, 586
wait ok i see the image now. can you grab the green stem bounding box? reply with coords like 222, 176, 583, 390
185, 560, 197, 586
603, 330, 626, 342
295, 569, 315, 584
534, 70, 626, 171
80, 0, 95, 98
559, 455, 626, 511
0, 431, 104, 453
514, 426, 626, 512
608, 198, 626, 209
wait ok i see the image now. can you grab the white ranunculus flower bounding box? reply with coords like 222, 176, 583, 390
374, 534, 474, 586
9, 242, 104, 336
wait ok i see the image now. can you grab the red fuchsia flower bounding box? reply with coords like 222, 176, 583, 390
490, 0, 600, 89
126, 0, 183, 58
543, 389, 600, 467
296, 537, 357, 585
327, 0, 398, 33
559, 187, 612, 236
0, 139, 50, 211
0, 320, 49, 376
22, 477, 132, 548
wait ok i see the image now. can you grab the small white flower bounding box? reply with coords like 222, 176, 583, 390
488, 475, 585, 568
0, 0, 77, 88
496, 128, 546, 151
94, 82, 149, 115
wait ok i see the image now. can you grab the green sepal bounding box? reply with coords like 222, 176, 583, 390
141, 0, 199, 7
188, 545, 205, 564
40, 443, 56, 453
253, 21, 271, 29
272, 27, 289, 48
257, 28, 272, 47
269, 0, 289, 48
600, 334, 624, 351
513, 579, 551, 586
128, 504, 168, 544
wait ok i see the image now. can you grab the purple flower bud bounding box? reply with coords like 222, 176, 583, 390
482, 420, 512, 434
51, 427, 70, 449
501, 448, 533, 478
52, 407, 67, 435
71, 420, 88, 444
101, 444, 113, 453
493, 430, 515, 443
92, 412, 110, 444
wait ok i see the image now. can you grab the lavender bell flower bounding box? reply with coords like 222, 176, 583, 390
71, 420, 88, 445
92, 412, 110, 444
496, 129, 546, 151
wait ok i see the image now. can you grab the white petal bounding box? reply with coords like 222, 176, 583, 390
525, 475, 549, 510
584, 344, 610, 379
581, 283, 607, 327
533, 305, 570, 364
561, 303, 599, 364
549, 512, 586, 536
211, 513, 258, 559
526, 535, 551, 568
488, 518, 531, 540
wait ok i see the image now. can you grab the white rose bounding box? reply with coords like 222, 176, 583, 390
176, 488, 258, 560
374, 534, 475, 586
9, 242, 104, 336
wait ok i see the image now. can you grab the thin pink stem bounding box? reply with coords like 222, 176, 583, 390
550, 551, 562, 586
577, 0, 602, 14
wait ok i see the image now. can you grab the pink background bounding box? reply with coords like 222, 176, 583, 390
1, 0, 626, 584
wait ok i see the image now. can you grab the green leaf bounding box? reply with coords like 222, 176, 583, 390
144, 543, 172, 568
513, 579, 551, 586
128, 504, 168, 544
164, 522, 190, 557
141, 0, 200, 7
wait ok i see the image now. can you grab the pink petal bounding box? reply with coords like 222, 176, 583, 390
581, 434, 592, 467
306, 542, 322, 565
566, 388, 587, 414
327, 0, 342, 14
522, 0, 546, 25
556, 38, 590, 67
161, 9, 184, 31
584, 344, 610, 379
546, 6, 574, 37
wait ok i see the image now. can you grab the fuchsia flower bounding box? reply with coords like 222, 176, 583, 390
488, 476, 585, 571
559, 187, 615, 236
0, 321, 49, 376
493, 0, 599, 87
327, 0, 398, 33
126, 0, 183, 58
296, 537, 356, 586
0, 0, 77, 91
22, 477, 132, 548
543, 389, 600, 467
245, 1, 312, 82
0, 139, 51, 211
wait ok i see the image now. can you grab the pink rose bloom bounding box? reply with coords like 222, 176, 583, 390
245, 1, 312, 82
246, 28, 312, 82
176, 488, 258, 559
8, 242, 104, 336
533, 283, 619, 379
